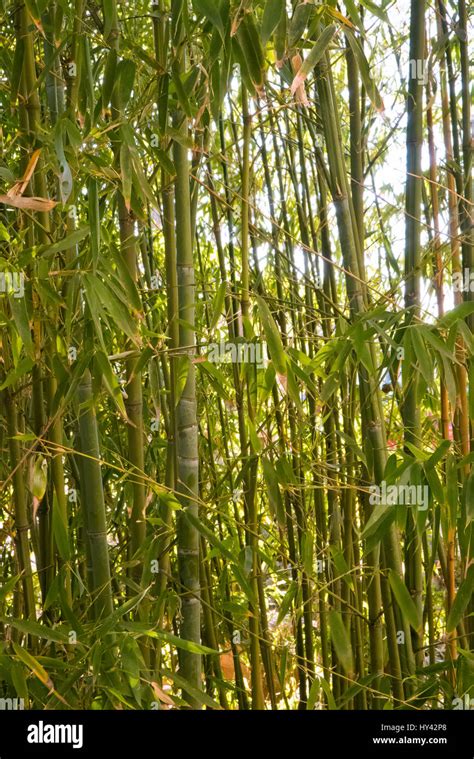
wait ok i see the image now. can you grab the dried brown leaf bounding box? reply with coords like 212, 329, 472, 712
7, 149, 42, 198
151, 681, 175, 706
0, 195, 57, 212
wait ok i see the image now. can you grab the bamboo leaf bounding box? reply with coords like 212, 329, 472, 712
343, 0, 363, 30
162, 668, 223, 710
345, 28, 384, 111
441, 354, 457, 409
306, 676, 321, 710
425, 440, 451, 470
24, 0, 43, 28
12, 642, 54, 689
82, 276, 106, 351
31, 455, 47, 500
10, 661, 28, 702
94, 350, 127, 419
83, 274, 137, 341
115, 59, 136, 109
447, 566, 474, 633
192, 0, 225, 38
171, 70, 193, 118
88, 177, 100, 267
321, 372, 339, 402
255, 295, 286, 375
119, 622, 217, 655
8, 296, 34, 360
236, 14, 265, 92
155, 149, 176, 178
0, 574, 21, 601
0, 356, 34, 390
328, 610, 354, 676
409, 327, 432, 385
6, 619, 69, 644
209, 281, 226, 331
446, 453, 458, 528
103, 0, 116, 42
120, 142, 132, 212
261, 0, 285, 45
423, 464, 444, 505
359, 0, 390, 23
52, 492, 70, 562
388, 569, 421, 631
277, 581, 297, 625
38, 226, 90, 257
153, 486, 182, 511
100, 49, 117, 111
463, 470, 474, 525
439, 301, 474, 329
288, 2, 313, 49
262, 456, 285, 527
290, 25, 337, 95
10, 37, 24, 107
330, 545, 354, 591
317, 676, 337, 710
274, 3, 287, 62
0, 195, 57, 212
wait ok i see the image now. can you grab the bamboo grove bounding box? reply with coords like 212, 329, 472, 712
0, 0, 472, 711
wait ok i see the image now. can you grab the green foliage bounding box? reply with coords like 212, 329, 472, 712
0, 0, 471, 713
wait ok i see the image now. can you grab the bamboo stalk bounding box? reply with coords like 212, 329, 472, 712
173, 0, 201, 704
77, 370, 113, 620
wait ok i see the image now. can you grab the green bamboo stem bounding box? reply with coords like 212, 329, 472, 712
41, 0, 74, 611
458, 0, 474, 644
172, 1, 201, 705
77, 370, 113, 621
345, 38, 364, 250
1, 383, 36, 621
240, 82, 264, 710
402, 0, 425, 670
18, 3, 54, 605
118, 202, 147, 578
